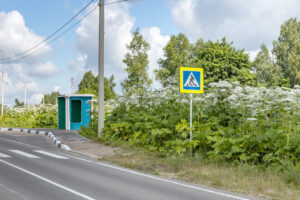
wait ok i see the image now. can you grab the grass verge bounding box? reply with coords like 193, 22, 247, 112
100, 142, 300, 200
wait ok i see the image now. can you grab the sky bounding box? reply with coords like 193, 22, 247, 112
1, 0, 300, 107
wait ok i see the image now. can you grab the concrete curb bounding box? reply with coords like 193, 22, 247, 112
0, 127, 71, 151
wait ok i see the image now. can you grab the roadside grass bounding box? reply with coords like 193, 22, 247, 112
100, 142, 300, 200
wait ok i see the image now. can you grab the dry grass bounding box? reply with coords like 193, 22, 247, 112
101, 144, 300, 200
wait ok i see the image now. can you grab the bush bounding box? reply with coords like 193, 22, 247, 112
81, 81, 300, 168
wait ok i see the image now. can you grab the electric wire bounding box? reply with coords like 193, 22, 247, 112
0, 0, 95, 63
102, 0, 129, 6
1, 5, 99, 64
0, 0, 131, 64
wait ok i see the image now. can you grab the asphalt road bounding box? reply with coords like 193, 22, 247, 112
0, 131, 259, 200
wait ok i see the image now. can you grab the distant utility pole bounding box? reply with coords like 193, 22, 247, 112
98, 0, 104, 136
43, 89, 45, 107
1, 72, 4, 116
24, 83, 27, 107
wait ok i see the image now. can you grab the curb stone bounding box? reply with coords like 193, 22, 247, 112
0, 127, 71, 151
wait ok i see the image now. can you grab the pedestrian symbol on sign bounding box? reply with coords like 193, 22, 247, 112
184, 72, 199, 87
180, 67, 203, 94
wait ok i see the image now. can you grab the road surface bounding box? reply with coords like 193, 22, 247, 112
0, 131, 259, 200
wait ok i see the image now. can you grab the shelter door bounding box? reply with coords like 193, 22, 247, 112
58, 97, 66, 129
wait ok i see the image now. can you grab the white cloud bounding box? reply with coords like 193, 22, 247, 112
74, 2, 134, 93
0, 11, 53, 105
246, 50, 260, 62
170, 0, 200, 40
169, 0, 300, 51
29, 93, 43, 105
74, 2, 170, 92
0, 10, 50, 62
141, 27, 170, 88
29, 62, 60, 78
54, 85, 60, 92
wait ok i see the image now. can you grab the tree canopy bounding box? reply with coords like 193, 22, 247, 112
44, 92, 60, 105
272, 18, 300, 87
192, 38, 256, 85
155, 34, 255, 87
77, 70, 116, 100
121, 29, 152, 96
155, 33, 192, 87
14, 98, 24, 107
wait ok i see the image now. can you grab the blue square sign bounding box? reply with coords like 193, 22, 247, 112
180, 67, 203, 93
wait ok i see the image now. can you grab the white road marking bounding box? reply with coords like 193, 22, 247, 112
0, 152, 11, 158
10, 150, 40, 158
64, 154, 252, 200
0, 159, 95, 200
34, 150, 68, 159
0, 136, 252, 200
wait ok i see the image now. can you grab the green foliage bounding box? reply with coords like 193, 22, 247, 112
43, 92, 60, 105
14, 98, 24, 107
34, 108, 57, 128
192, 38, 256, 85
104, 75, 117, 100
79, 81, 300, 170
77, 70, 116, 100
273, 18, 300, 87
155, 34, 256, 87
253, 44, 284, 87
0, 105, 57, 129
155, 33, 192, 87
121, 29, 152, 96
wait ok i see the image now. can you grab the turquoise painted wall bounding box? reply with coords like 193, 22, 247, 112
69, 96, 92, 130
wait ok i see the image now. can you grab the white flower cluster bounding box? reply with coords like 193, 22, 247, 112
112, 81, 300, 122
5, 104, 57, 116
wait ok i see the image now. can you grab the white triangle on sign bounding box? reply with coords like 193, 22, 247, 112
184, 72, 199, 87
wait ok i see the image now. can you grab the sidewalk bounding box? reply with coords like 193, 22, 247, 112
46, 129, 117, 159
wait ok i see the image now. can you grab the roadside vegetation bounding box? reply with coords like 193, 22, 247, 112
80, 19, 300, 199
0, 17, 299, 199
0, 104, 58, 129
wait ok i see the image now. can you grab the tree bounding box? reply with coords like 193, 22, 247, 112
121, 29, 152, 96
77, 71, 116, 100
104, 75, 116, 100
273, 18, 300, 87
253, 44, 285, 86
78, 70, 97, 94
44, 92, 60, 105
14, 98, 24, 107
192, 38, 256, 85
155, 33, 192, 87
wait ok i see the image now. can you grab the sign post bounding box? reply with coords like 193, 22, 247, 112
180, 67, 203, 156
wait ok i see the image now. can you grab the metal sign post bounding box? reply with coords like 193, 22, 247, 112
189, 93, 193, 156
180, 67, 204, 157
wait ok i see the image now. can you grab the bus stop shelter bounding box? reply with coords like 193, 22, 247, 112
57, 94, 93, 130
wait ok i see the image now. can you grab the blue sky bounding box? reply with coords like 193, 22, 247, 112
1, 0, 300, 106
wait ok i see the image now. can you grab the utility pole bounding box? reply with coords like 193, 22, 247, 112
0, 50, 3, 116
43, 89, 45, 107
1, 72, 4, 116
98, 0, 104, 136
24, 83, 27, 107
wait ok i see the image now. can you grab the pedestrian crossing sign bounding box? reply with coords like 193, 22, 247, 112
180, 67, 203, 93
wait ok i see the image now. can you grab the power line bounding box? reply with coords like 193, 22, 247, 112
0, 0, 95, 63
102, 0, 129, 6
0, 0, 131, 64
1, 4, 98, 64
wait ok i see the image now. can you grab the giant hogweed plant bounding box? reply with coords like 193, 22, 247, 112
96, 81, 300, 167
0, 104, 58, 129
